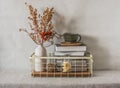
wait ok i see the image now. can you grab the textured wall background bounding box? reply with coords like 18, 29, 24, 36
0, 0, 120, 71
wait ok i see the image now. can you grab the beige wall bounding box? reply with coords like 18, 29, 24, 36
0, 0, 120, 71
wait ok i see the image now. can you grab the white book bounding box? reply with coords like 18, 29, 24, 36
56, 66, 88, 72
70, 67, 88, 72
55, 44, 87, 52
54, 51, 85, 56
56, 60, 88, 67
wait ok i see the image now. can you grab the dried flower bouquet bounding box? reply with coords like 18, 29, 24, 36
19, 3, 59, 45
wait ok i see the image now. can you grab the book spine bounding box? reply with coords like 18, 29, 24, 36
56, 66, 88, 72
55, 46, 87, 52
54, 51, 85, 56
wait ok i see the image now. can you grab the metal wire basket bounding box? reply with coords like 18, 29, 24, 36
29, 53, 93, 77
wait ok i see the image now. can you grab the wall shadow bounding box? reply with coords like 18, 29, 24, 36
82, 35, 110, 70
53, 11, 79, 34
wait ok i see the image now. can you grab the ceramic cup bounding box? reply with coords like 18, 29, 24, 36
63, 33, 81, 43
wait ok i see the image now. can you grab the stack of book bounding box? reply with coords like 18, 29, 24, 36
54, 42, 87, 56
54, 42, 88, 72
55, 59, 88, 72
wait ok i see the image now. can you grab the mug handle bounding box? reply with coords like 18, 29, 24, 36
77, 34, 81, 42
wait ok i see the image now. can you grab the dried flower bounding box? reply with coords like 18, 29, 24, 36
19, 3, 59, 45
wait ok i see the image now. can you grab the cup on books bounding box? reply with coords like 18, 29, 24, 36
63, 33, 81, 43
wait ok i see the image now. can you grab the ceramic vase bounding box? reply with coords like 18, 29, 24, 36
34, 44, 47, 72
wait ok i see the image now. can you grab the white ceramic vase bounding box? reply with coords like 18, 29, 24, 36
34, 44, 47, 72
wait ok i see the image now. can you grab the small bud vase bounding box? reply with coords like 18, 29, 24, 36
34, 44, 47, 72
